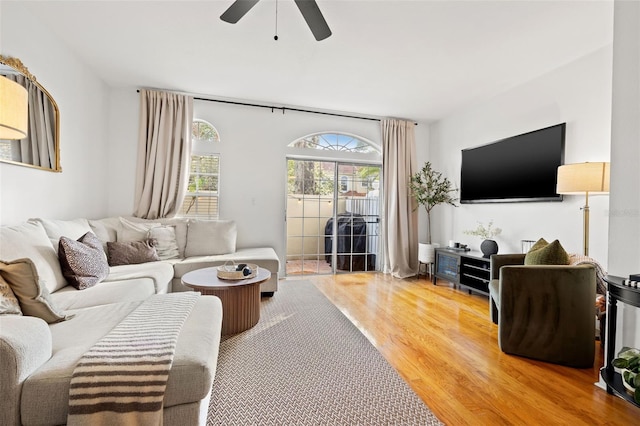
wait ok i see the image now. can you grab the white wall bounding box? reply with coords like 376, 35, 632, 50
429, 45, 613, 264
0, 2, 110, 225
107, 92, 430, 272
608, 0, 640, 349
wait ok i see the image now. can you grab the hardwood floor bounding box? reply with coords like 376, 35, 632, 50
301, 272, 640, 425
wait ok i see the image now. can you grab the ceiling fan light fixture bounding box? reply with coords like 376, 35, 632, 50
220, 0, 332, 41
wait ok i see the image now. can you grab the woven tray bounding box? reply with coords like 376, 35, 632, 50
217, 262, 258, 280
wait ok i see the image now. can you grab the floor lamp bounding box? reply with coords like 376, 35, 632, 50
556, 162, 610, 256
0, 75, 29, 140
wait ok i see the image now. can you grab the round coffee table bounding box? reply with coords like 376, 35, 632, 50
181, 267, 271, 335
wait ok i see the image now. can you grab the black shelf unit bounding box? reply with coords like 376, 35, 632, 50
600, 275, 640, 409
432, 248, 490, 295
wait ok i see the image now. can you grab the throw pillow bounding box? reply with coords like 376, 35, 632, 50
107, 239, 160, 266
148, 225, 180, 260
0, 275, 22, 316
185, 219, 237, 257
524, 238, 569, 265
117, 217, 161, 242
0, 258, 68, 323
58, 232, 110, 290
528, 238, 549, 253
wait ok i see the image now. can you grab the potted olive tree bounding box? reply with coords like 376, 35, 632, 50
409, 162, 457, 267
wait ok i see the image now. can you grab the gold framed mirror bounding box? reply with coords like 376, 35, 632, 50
0, 55, 61, 172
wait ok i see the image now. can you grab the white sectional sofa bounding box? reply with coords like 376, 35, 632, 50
0, 216, 280, 425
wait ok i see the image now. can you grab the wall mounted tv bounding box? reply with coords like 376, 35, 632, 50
460, 123, 566, 203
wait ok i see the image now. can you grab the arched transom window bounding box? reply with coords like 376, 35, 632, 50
192, 119, 220, 142
289, 132, 379, 154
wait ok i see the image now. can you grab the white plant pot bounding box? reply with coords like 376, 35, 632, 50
418, 243, 439, 264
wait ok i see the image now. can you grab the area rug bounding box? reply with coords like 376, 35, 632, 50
207, 280, 443, 425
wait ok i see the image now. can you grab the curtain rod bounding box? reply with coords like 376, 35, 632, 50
136, 89, 417, 125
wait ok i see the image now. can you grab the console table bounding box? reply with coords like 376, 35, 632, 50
601, 275, 640, 409
432, 248, 490, 295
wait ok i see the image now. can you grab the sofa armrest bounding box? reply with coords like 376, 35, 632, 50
0, 315, 52, 426
490, 253, 525, 280
498, 264, 596, 367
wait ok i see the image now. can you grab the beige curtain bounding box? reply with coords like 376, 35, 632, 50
381, 118, 418, 278
134, 90, 193, 219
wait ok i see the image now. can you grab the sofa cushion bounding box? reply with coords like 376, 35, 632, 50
58, 232, 109, 290
51, 278, 156, 311
0, 258, 68, 323
149, 225, 180, 260
117, 217, 161, 242
103, 262, 174, 294
524, 238, 569, 265
51, 261, 174, 310
107, 239, 160, 266
0, 275, 22, 315
0, 221, 67, 293
185, 219, 237, 257
20, 296, 222, 425
88, 217, 121, 250
29, 218, 92, 252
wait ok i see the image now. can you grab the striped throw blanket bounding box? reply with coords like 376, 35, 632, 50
67, 292, 200, 426
569, 253, 608, 295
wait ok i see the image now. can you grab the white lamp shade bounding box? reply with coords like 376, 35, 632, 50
556, 162, 610, 194
0, 75, 28, 140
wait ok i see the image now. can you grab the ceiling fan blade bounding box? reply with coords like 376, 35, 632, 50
220, 0, 260, 24
294, 0, 332, 41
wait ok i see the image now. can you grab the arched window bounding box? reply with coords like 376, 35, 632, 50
288, 132, 379, 154
179, 120, 220, 219
192, 119, 220, 142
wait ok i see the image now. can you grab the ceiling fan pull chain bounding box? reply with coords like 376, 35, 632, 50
274, 0, 279, 41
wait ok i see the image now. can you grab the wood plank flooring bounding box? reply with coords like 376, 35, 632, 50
303, 272, 640, 425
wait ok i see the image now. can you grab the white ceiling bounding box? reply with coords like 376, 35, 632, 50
22, 0, 613, 123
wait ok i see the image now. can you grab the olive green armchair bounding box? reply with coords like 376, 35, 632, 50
489, 254, 596, 368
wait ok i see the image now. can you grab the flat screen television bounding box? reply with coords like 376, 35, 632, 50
460, 123, 566, 203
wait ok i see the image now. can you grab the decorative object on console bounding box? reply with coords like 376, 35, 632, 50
479, 240, 498, 257
0, 75, 28, 139
463, 220, 501, 257
556, 161, 610, 256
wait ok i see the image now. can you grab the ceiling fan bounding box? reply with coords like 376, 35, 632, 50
220, 0, 332, 41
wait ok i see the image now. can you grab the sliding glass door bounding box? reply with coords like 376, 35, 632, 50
286, 159, 380, 276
